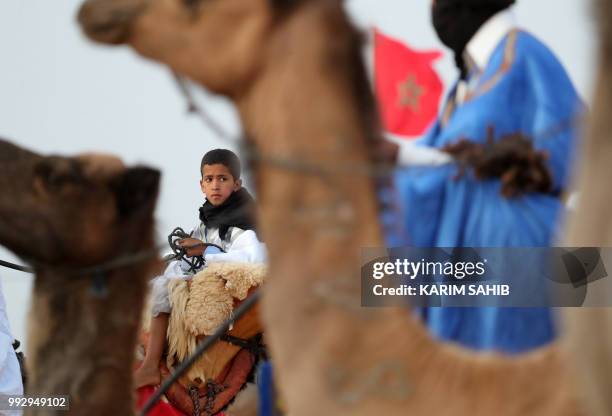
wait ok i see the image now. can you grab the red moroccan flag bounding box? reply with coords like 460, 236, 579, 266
374, 29, 444, 138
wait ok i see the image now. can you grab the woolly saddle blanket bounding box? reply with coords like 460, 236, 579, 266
166, 262, 266, 383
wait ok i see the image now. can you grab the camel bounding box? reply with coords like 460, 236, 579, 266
0, 138, 160, 416
562, 1, 612, 415
77, 0, 587, 414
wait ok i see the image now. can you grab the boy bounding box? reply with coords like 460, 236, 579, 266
134, 149, 266, 388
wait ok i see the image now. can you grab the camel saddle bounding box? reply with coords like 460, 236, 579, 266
162, 262, 266, 415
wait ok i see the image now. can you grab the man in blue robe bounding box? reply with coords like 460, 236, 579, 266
393, 0, 583, 352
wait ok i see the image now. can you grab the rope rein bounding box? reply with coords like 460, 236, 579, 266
0, 226, 227, 278
172, 72, 581, 179
0, 244, 166, 277
167, 227, 206, 273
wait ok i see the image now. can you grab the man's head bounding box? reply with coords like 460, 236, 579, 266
200, 149, 242, 206
432, 0, 515, 73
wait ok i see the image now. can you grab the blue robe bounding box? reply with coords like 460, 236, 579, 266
393, 30, 583, 353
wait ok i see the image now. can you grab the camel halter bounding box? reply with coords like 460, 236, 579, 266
0, 245, 164, 276
0, 229, 212, 289
0, 243, 168, 298
172, 72, 398, 178
171, 72, 579, 179
0, 227, 225, 292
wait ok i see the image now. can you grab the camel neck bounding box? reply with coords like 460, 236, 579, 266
234, 3, 440, 392
230, 11, 454, 402
240, 9, 378, 165
237, 4, 383, 248
27, 267, 148, 415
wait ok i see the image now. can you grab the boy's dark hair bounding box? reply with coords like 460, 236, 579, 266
200, 149, 241, 179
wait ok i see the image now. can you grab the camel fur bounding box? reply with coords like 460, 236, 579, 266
0, 139, 160, 416
77, 1, 589, 415
224, 383, 259, 416
562, 1, 612, 415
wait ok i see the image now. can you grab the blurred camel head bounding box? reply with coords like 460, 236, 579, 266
0, 138, 159, 267
78, 0, 319, 97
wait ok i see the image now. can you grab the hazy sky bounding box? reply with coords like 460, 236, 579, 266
0, 0, 597, 346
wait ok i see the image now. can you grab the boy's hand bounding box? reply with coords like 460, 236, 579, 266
178, 238, 205, 257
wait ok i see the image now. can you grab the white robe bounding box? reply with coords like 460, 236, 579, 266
0, 279, 24, 416
150, 224, 266, 317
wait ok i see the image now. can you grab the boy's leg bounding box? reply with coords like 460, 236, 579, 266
134, 312, 169, 388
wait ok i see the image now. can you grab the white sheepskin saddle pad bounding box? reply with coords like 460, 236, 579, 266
166, 262, 266, 382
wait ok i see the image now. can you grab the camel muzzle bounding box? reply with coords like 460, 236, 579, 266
77, 0, 149, 45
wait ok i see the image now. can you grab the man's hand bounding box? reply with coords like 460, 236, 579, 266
178, 238, 205, 257
443, 128, 553, 198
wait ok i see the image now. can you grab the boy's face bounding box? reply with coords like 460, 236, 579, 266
200, 163, 241, 206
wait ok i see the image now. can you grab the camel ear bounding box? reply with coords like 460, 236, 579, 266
34, 157, 86, 192
112, 167, 160, 219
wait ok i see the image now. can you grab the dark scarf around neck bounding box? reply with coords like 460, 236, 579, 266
199, 188, 257, 241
